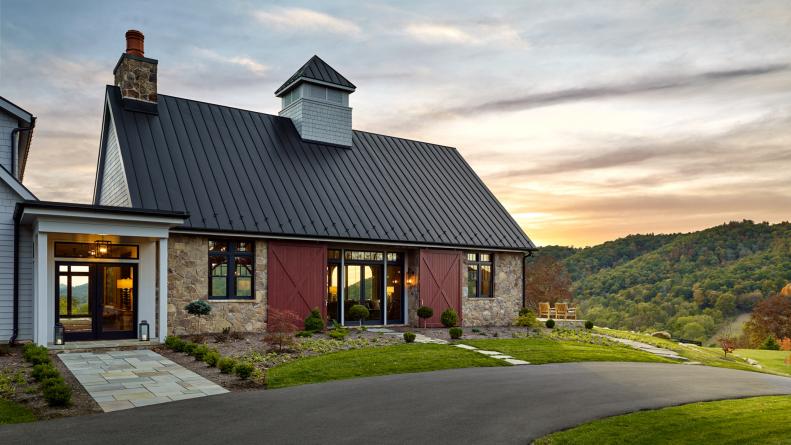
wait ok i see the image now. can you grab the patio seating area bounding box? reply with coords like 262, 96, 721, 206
538, 302, 579, 320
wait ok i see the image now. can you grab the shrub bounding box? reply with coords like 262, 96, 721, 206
328, 328, 349, 340
42, 381, 72, 406
40, 376, 65, 391
519, 307, 534, 317
234, 362, 254, 379
183, 342, 198, 356
171, 338, 187, 352
585, 320, 594, 330
545, 319, 556, 329
404, 332, 416, 343
304, 308, 325, 332
416, 306, 433, 328
185, 300, 212, 316
762, 336, 781, 350
214, 327, 231, 343
296, 331, 313, 338
192, 344, 210, 361
204, 351, 221, 367
440, 308, 458, 328
23, 344, 50, 365
347, 305, 369, 326
449, 327, 463, 339
164, 336, 181, 348
513, 315, 538, 328
218, 357, 237, 374
32, 364, 60, 382
265, 309, 301, 352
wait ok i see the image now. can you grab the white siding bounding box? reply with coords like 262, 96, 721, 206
0, 179, 33, 341
98, 122, 132, 207
0, 112, 17, 175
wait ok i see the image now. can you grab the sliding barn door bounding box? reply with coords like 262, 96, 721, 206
268, 242, 327, 321
419, 249, 462, 327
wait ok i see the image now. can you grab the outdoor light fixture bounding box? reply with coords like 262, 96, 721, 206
94, 238, 111, 257
406, 270, 417, 286
138, 320, 150, 341
54, 323, 65, 345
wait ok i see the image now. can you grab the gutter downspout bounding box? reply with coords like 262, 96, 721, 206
11, 117, 35, 179
522, 250, 533, 309
9, 218, 20, 345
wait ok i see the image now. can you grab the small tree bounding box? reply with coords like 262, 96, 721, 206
348, 304, 369, 327
762, 335, 781, 351
718, 335, 736, 358
264, 309, 300, 352
185, 300, 212, 334
417, 306, 433, 328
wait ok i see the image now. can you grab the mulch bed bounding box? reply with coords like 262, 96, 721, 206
0, 344, 101, 420
156, 329, 403, 391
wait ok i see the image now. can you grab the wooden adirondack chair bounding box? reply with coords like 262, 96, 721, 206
538, 302, 554, 319
566, 304, 577, 320
555, 302, 569, 320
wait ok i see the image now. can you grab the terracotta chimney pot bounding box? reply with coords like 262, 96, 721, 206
125, 30, 145, 57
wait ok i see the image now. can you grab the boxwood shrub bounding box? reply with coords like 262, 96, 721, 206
585, 320, 594, 330
304, 308, 325, 332
234, 362, 254, 379
204, 351, 221, 367
218, 357, 237, 374
40, 376, 65, 391
32, 363, 60, 382
449, 327, 463, 339
192, 344, 210, 361
545, 319, 556, 329
440, 308, 458, 328
42, 381, 72, 406
403, 332, 416, 343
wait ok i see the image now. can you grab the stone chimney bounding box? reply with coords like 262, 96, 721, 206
113, 30, 158, 113
275, 56, 356, 147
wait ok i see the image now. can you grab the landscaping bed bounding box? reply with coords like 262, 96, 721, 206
155, 328, 403, 391
390, 325, 543, 340
0, 344, 100, 423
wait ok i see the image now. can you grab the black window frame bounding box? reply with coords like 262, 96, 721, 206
465, 252, 494, 299
208, 240, 255, 300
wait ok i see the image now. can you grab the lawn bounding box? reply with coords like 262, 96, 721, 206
460, 337, 673, 365
595, 328, 759, 373
0, 398, 36, 425
731, 349, 791, 376
266, 343, 505, 388
534, 395, 791, 444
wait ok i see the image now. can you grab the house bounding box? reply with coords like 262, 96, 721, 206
5, 30, 535, 346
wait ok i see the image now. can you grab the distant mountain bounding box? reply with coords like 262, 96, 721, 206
534, 221, 791, 342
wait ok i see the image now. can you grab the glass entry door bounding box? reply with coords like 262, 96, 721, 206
57, 263, 137, 341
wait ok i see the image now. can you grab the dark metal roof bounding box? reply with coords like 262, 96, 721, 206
274, 55, 356, 97
104, 86, 535, 251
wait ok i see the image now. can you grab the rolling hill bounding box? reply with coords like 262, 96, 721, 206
535, 220, 791, 342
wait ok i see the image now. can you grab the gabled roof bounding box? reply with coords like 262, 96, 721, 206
0, 96, 35, 180
0, 164, 36, 201
103, 86, 534, 251
274, 55, 356, 97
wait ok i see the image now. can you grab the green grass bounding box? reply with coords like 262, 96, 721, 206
731, 349, 791, 376
0, 398, 35, 424
266, 343, 506, 388
595, 328, 759, 373
535, 396, 791, 445
460, 337, 673, 365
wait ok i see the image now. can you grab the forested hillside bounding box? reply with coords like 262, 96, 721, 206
535, 221, 791, 342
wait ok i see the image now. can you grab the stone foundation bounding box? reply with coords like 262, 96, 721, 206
167, 234, 267, 335
462, 252, 522, 327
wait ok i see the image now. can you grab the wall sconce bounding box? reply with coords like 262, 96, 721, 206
54, 323, 65, 345
406, 270, 417, 286
138, 320, 150, 341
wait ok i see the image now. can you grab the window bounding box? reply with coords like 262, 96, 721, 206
209, 240, 254, 299
55, 242, 138, 259
466, 253, 493, 298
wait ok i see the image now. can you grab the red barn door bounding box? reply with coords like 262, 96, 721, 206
419, 250, 462, 327
268, 242, 327, 321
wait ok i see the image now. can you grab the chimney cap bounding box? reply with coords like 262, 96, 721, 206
125, 29, 145, 57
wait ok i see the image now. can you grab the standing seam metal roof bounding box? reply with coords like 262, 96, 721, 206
103, 86, 535, 251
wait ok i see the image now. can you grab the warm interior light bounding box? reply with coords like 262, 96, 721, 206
117, 278, 133, 289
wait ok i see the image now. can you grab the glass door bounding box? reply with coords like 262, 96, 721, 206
98, 265, 137, 339
344, 264, 383, 324
57, 264, 94, 340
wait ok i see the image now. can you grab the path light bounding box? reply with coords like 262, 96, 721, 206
138, 320, 150, 341
54, 323, 65, 345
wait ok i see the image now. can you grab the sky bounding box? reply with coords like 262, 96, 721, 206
1, 0, 790, 247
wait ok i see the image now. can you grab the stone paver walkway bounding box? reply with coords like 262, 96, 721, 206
369, 327, 448, 344
58, 350, 228, 412
598, 335, 687, 361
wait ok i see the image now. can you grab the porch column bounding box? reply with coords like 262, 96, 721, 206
33, 231, 48, 346
158, 237, 168, 342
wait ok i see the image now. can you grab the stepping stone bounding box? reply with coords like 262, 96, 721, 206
453, 344, 477, 350
504, 359, 530, 365
491, 355, 512, 360
475, 350, 502, 356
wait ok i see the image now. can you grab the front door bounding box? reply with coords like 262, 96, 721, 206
57, 263, 137, 341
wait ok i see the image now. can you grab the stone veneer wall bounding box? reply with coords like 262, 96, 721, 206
167, 234, 267, 335
114, 54, 158, 102
405, 249, 421, 327
462, 252, 523, 327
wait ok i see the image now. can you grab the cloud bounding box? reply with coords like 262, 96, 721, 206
192, 48, 268, 76
404, 22, 528, 47
442, 64, 790, 116
253, 7, 361, 36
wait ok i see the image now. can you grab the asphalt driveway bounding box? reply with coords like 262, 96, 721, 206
4, 363, 791, 444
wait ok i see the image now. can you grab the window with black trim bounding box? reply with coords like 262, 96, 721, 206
209, 240, 254, 300
465, 253, 493, 298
